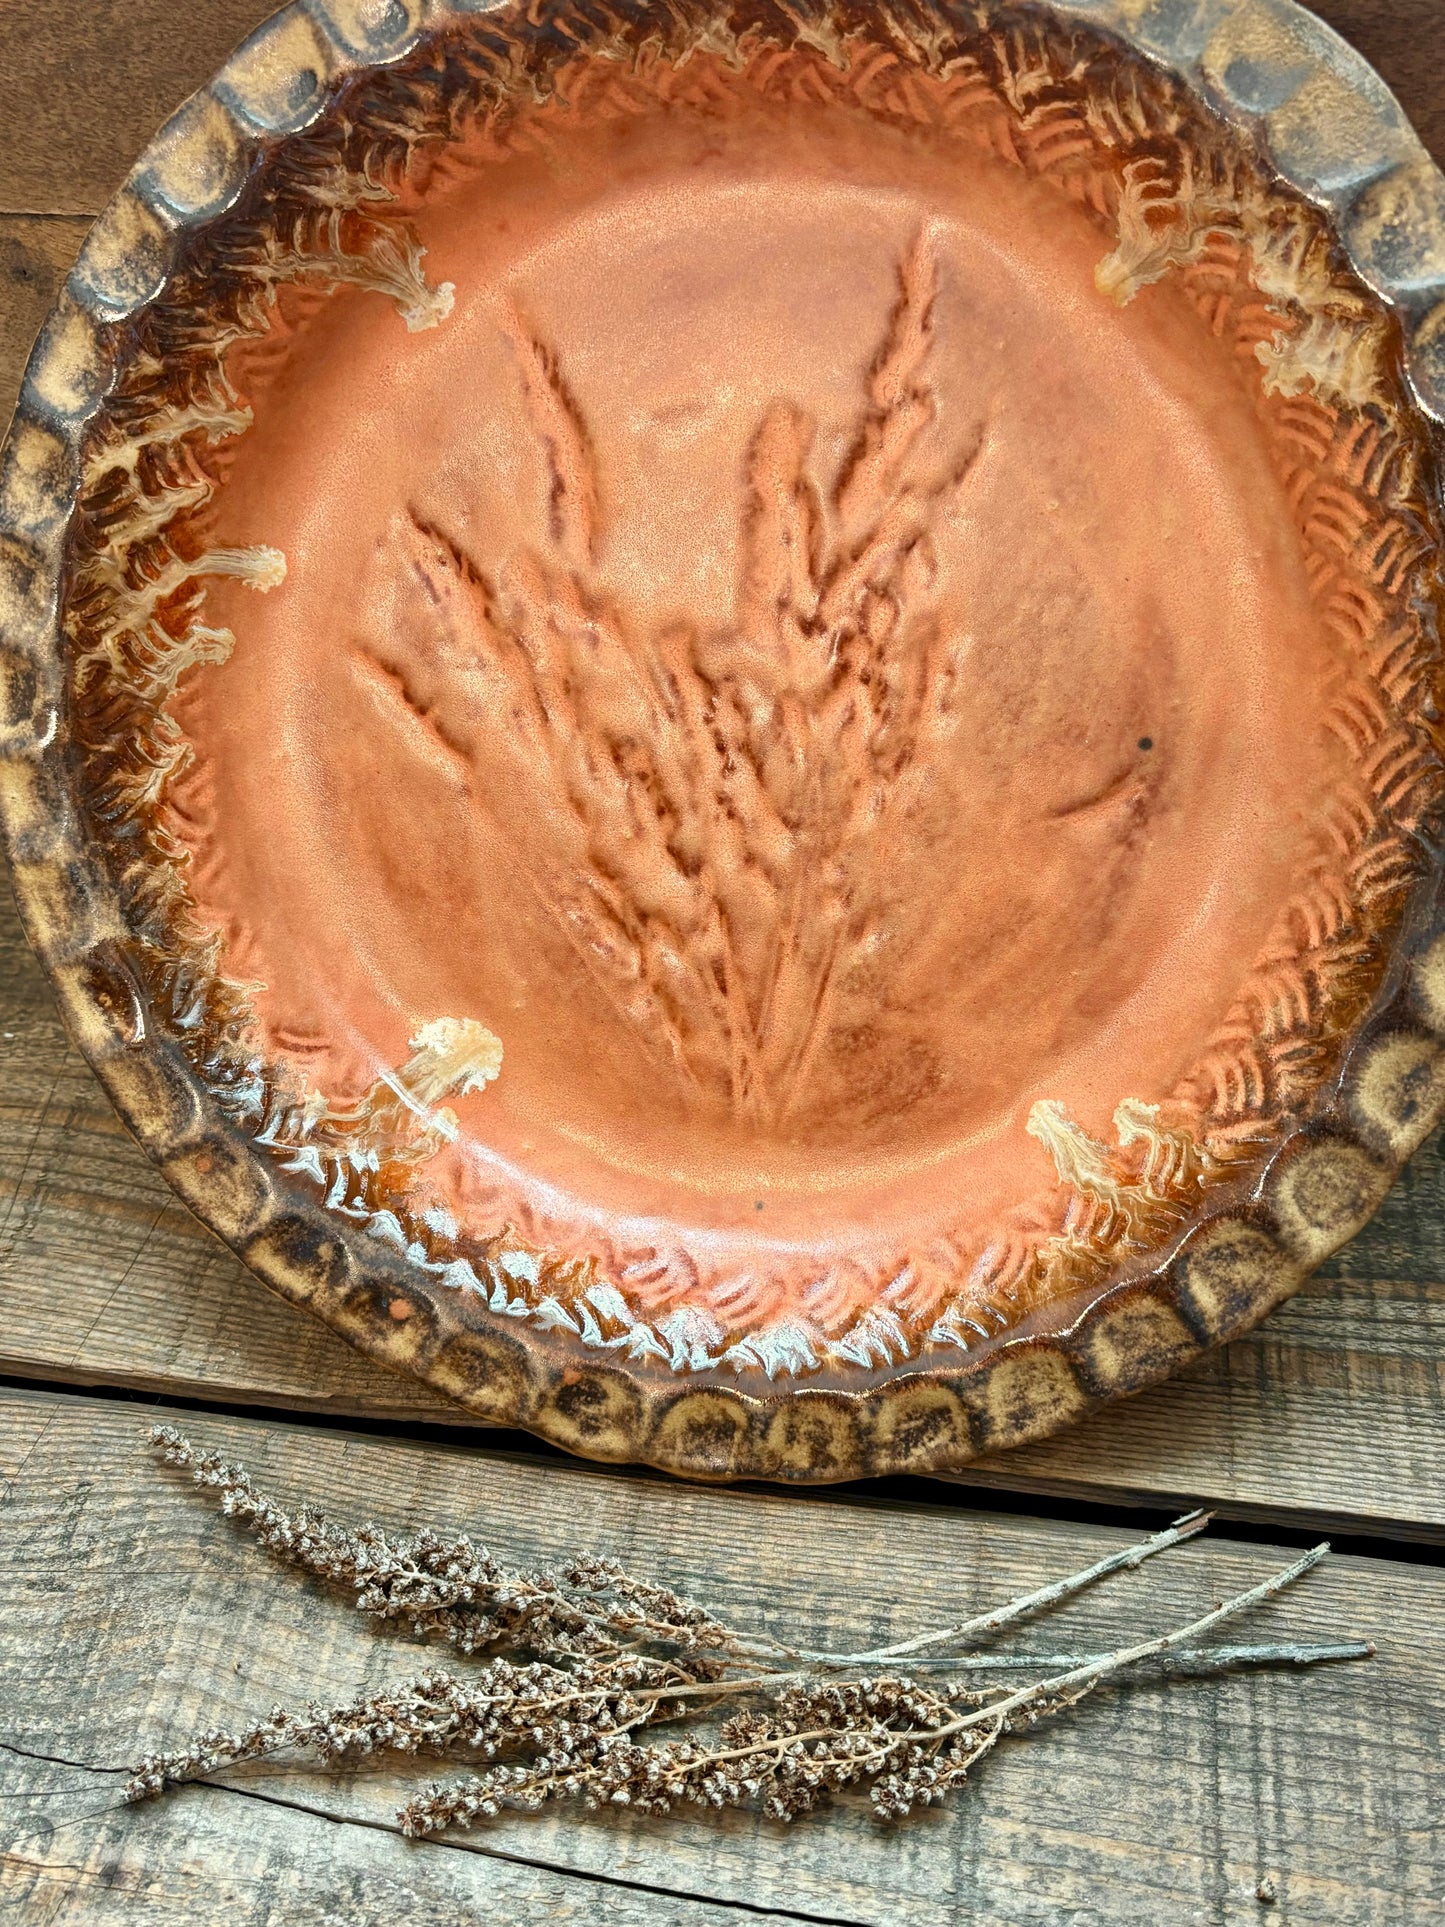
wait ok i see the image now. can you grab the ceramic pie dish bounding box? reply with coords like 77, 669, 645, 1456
4, 0, 1445, 1480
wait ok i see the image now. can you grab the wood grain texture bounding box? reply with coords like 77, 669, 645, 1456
0, 880, 467, 1428
6, 877, 1445, 1528
3, 1387, 1441, 1927
0, 0, 281, 217
1, 1758, 794, 1927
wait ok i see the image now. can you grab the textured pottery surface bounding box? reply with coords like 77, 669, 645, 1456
4, 0, 1445, 1480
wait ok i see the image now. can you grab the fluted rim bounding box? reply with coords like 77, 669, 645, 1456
3, 0, 1445, 1481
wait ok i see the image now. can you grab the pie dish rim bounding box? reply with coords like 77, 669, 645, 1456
4, 0, 1445, 1481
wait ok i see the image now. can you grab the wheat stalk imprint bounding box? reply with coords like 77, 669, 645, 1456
368, 231, 984, 1126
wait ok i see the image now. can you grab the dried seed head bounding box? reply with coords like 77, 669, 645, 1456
139, 1429, 1357, 1837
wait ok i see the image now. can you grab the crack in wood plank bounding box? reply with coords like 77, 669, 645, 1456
0, 1739, 868, 1927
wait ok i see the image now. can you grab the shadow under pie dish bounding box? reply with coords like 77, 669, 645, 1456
5, 0, 1445, 1480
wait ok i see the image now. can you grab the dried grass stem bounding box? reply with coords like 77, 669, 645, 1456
130, 1429, 1370, 1832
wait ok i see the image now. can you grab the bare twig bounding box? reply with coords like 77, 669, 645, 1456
792, 1509, 1211, 1665
891, 1640, 1374, 1674
930, 1541, 1333, 1738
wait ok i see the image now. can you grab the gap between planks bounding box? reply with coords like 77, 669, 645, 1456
1, 1370, 1442, 1572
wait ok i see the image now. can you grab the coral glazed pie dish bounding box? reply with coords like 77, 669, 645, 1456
4, 0, 1445, 1480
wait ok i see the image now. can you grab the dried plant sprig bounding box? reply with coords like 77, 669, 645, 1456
147, 1428, 1214, 1671
398, 1542, 1341, 1830
882, 1640, 1374, 1674
136, 1429, 1370, 1833
125, 1659, 699, 1802
791, 1507, 1211, 1665
148, 1425, 738, 1661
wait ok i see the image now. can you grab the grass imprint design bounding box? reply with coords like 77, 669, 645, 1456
366, 229, 986, 1127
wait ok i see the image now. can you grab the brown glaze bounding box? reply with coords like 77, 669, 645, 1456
48, 2, 1445, 1414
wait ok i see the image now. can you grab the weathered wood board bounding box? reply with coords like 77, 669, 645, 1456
0, 0, 282, 217
3, 1388, 1442, 1926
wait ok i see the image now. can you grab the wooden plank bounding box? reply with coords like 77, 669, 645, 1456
2, 1386, 1442, 1925
963, 1259, 1445, 1536
2, 1758, 805, 1927
0, 882, 462, 1428
0, 0, 281, 218
6, 877, 1445, 1529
